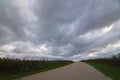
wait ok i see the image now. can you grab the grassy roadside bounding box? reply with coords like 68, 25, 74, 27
86, 62, 120, 80
0, 61, 73, 80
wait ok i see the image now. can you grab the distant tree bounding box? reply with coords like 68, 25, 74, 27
118, 53, 120, 59
111, 55, 117, 60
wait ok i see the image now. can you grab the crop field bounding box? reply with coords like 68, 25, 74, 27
0, 58, 73, 80
83, 53, 120, 80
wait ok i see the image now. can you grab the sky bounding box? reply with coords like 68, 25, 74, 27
0, 0, 120, 60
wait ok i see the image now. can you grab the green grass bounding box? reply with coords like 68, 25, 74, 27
0, 59, 73, 80
86, 62, 120, 80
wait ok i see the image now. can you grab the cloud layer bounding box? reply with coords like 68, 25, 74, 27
0, 0, 120, 60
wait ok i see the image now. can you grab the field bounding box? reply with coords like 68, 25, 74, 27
83, 54, 120, 80
0, 58, 73, 80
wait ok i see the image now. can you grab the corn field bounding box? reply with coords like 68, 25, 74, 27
0, 58, 72, 74
82, 53, 120, 67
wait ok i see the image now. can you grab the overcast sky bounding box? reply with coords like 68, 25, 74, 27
0, 0, 120, 60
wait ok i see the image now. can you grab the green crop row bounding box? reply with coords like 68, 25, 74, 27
0, 58, 73, 74
82, 53, 120, 67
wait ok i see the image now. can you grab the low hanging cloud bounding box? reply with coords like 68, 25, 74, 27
0, 0, 120, 60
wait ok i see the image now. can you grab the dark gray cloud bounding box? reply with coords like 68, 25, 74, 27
0, 0, 27, 45
0, 0, 120, 60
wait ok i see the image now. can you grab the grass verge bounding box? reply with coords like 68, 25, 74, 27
86, 62, 120, 80
0, 61, 73, 80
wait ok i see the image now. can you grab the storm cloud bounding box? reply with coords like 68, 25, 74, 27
0, 0, 120, 60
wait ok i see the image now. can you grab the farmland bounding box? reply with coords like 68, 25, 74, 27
0, 58, 73, 80
83, 53, 120, 80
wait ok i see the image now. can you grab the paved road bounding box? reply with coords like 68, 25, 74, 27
17, 62, 112, 80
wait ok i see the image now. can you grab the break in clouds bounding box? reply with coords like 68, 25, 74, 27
0, 0, 120, 60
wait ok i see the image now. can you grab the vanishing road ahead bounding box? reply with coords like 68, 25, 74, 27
17, 62, 112, 80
